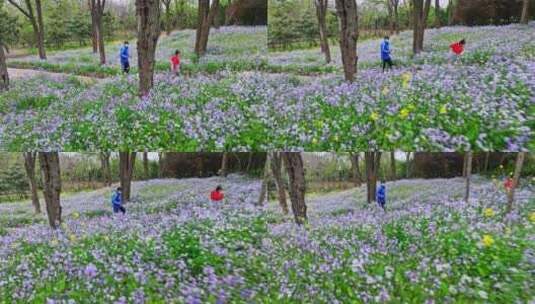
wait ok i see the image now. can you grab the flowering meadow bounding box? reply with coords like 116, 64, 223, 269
0, 175, 534, 303
1, 24, 534, 150
7, 26, 268, 77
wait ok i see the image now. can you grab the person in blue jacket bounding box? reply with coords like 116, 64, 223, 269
377, 181, 386, 211
111, 187, 126, 214
380, 36, 393, 72
119, 41, 130, 74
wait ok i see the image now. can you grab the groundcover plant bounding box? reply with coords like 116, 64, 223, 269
0, 175, 533, 303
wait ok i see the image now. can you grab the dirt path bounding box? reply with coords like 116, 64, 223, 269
8, 68, 100, 84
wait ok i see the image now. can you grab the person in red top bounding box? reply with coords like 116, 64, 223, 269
210, 185, 224, 202
504, 177, 514, 192
450, 39, 466, 56
170, 50, 181, 75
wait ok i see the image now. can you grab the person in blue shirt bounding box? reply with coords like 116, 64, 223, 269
111, 187, 126, 214
380, 36, 393, 72
376, 181, 386, 211
119, 41, 130, 74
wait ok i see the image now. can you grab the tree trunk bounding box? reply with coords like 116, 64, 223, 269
282, 152, 307, 225
271, 152, 289, 215
35, 0, 46, 59
143, 152, 149, 179
163, 0, 172, 35
434, 0, 440, 27
365, 152, 381, 204
412, 0, 431, 54
350, 153, 362, 186
484, 152, 489, 173
464, 151, 472, 203
506, 152, 526, 213
194, 0, 220, 57
246, 152, 253, 172
99, 152, 111, 186
447, 0, 454, 25
258, 154, 271, 206
394, 1, 399, 34
405, 152, 411, 178
220, 152, 229, 177
335, 0, 358, 82
97, 16, 106, 65
158, 152, 165, 177
521, 0, 530, 24
315, 0, 331, 63
0, 44, 8, 91
136, 0, 161, 96
38, 152, 62, 229
119, 152, 136, 204
390, 152, 396, 180
24, 152, 41, 214
91, 10, 98, 53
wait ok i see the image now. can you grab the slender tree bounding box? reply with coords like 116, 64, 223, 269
282, 152, 307, 225
136, 0, 161, 96
89, 0, 106, 64
220, 152, 229, 177
386, 0, 400, 34
521, 0, 530, 24
464, 151, 472, 202
447, 0, 454, 25
158, 152, 165, 177
484, 152, 490, 173
0, 42, 7, 92
119, 152, 136, 204
506, 152, 526, 213
38, 152, 62, 229
335, 0, 358, 82
23, 152, 41, 214
99, 152, 111, 186
258, 154, 271, 206
162, 0, 173, 35
434, 0, 440, 27
405, 152, 411, 178
315, 0, 331, 63
194, 0, 220, 56
390, 152, 396, 180
270, 152, 289, 215
143, 152, 149, 179
365, 152, 381, 204
7, 0, 46, 59
349, 153, 362, 186
412, 0, 431, 54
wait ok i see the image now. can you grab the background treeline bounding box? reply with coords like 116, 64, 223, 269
268, 0, 535, 50
1, 152, 533, 203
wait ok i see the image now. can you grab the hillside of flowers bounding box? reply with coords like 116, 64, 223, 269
1, 24, 534, 150
0, 175, 534, 303
7, 26, 268, 77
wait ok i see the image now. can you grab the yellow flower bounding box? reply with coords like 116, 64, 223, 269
483, 208, 495, 218
370, 112, 379, 121
399, 108, 410, 119
439, 105, 448, 114
401, 72, 412, 88
50, 239, 59, 247
529, 212, 535, 223
312, 138, 318, 145
72, 212, 80, 219
333, 135, 339, 141
69, 234, 77, 242
382, 86, 390, 95
482, 234, 494, 247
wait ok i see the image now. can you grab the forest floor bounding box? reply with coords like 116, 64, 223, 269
7, 68, 98, 84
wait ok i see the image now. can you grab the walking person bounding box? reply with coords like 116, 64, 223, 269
381, 36, 394, 72
170, 50, 181, 76
111, 187, 126, 214
120, 41, 131, 74
377, 181, 387, 211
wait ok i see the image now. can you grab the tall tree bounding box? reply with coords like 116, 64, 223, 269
89, 0, 106, 64
158, 152, 165, 177
270, 152, 289, 215
136, 0, 161, 96
0, 2, 16, 92
258, 154, 271, 206
38, 152, 62, 229
99, 152, 111, 186
447, 0, 455, 25
143, 152, 149, 179
365, 152, 381, 204
282, 152, 307, 225
506, 152, 526, 213
405, 152, 411, 178
162, 0, 173, 35
315, 0, 331, 63
434, 0, 440, 27
464, 151, 472, 202
386, 0, 400, 34
335, 0, 358, 82
390, 152, 396, 180
412, 0, 431, 54
23, 152, 40, 214
220, 152, 229, 177
349, 152, 362, 186
0, 40, 7, 92
521, 0, 530, 24
119, 152, 136, 204
194, 0, 220, 57
8, 0, 46, 59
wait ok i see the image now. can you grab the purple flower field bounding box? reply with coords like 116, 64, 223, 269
0, 175, 534, 303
